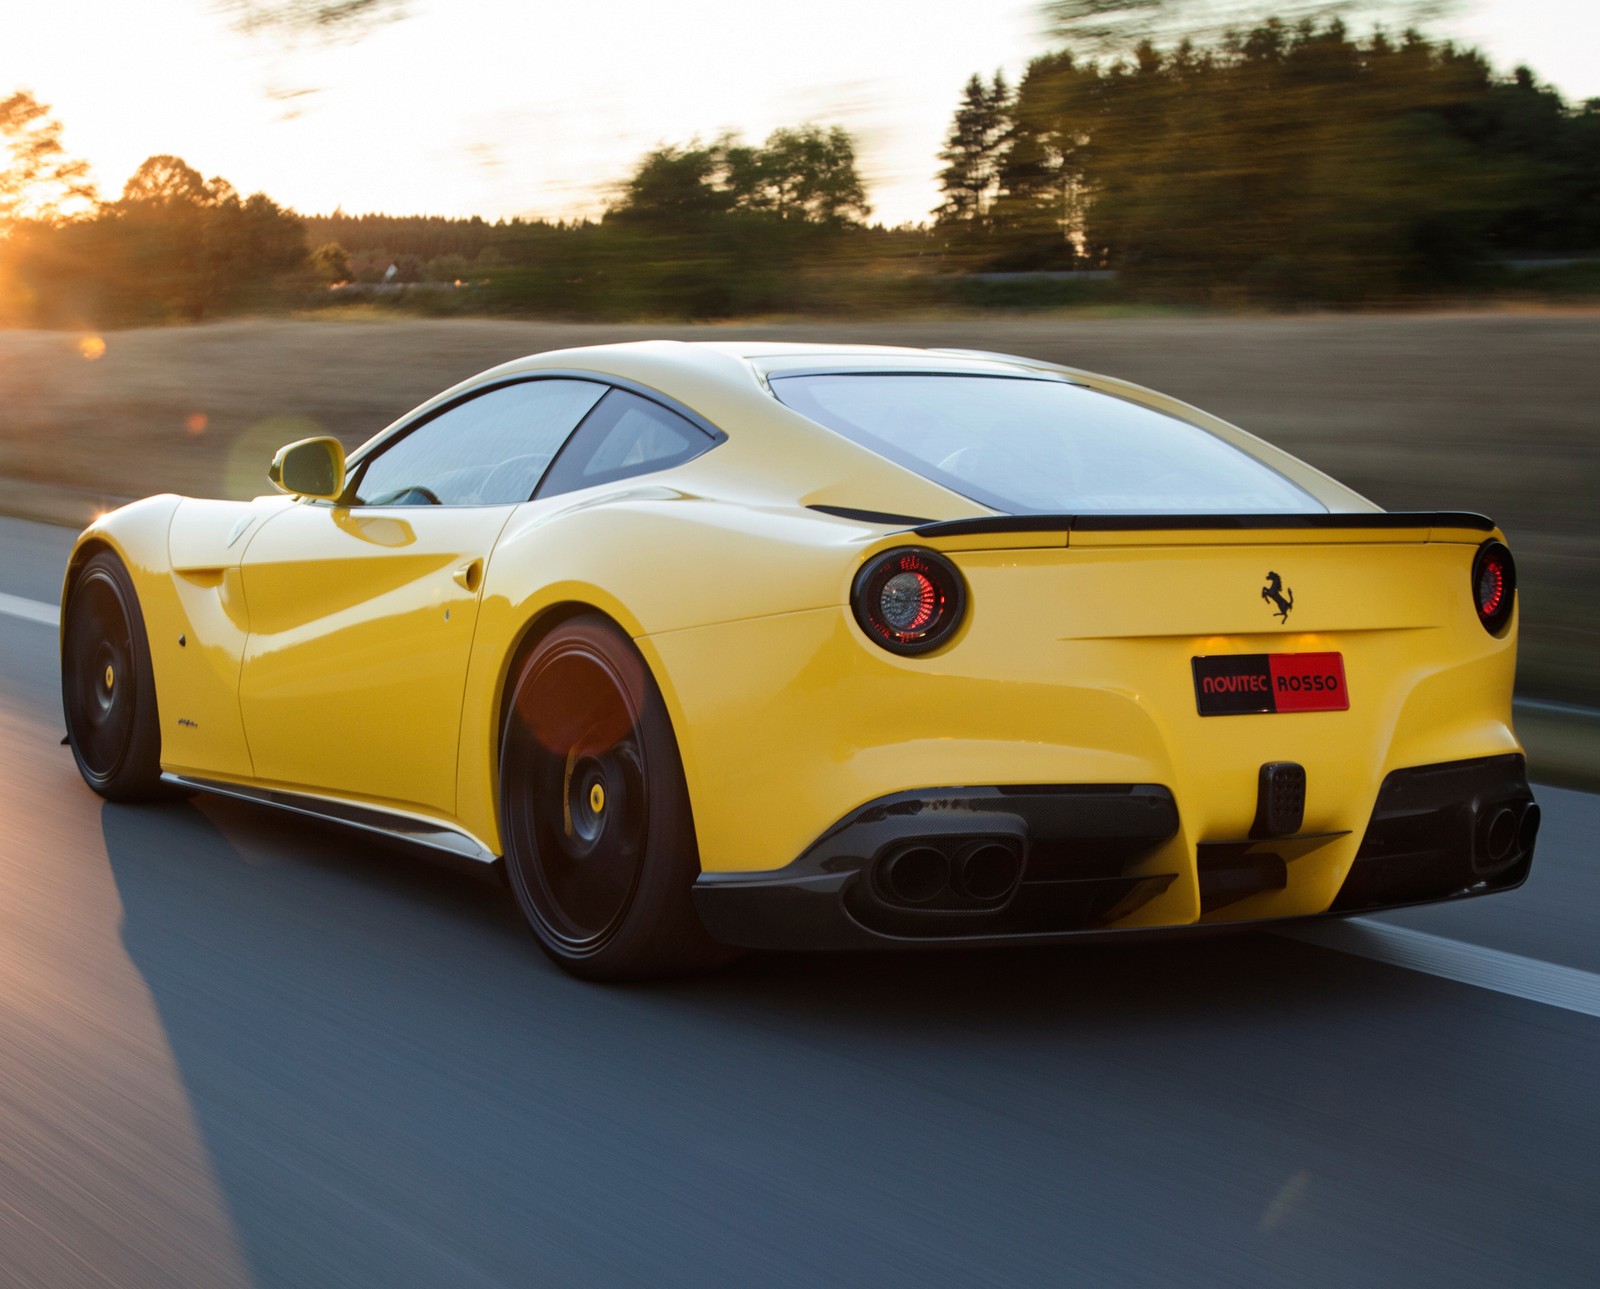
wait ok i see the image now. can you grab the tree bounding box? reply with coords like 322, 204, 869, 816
1041, 0, 1457, 59
598, 126, 873, 317
940, 19, 1591, 299
724, 126, 871, 224
935, 73, 1012, 229
607, 143, 735, 232
990, 53, 1093, 268
0, 90, 95, 225
310, 241, 351, 282
39, 154, 311, 322
119, 154, 214, 205
610, 128, 871, 230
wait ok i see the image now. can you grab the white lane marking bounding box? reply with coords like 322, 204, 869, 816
1280, 918, 1600, 1020
1515, 696, 1600, 721
0, 591, 59, 628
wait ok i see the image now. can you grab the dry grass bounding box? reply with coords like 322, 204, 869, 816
1, 311, 1595, 708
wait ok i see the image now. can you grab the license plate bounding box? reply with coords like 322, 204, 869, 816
1192, 652, 1349, 716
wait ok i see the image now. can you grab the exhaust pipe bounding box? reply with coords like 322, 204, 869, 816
1518, 802, 1541, 853
955, 841, 1024, 902
1482, 807, 1519, 865
879, 845, 950, 905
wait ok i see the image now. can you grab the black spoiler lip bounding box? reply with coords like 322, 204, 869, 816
911, 511, 1497, 539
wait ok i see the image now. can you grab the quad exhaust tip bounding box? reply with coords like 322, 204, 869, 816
956, 841, 1024, 902
880, 846, 950, 905
1484, 807, 1519, 865
876, 836, 1026, 909
1474, 799, 1539, 874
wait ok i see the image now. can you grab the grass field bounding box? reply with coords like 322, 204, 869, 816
1, 310, 1595, 716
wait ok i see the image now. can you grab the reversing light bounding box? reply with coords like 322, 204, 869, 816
1471, 540, 1516, 635
852, 547, 967, 655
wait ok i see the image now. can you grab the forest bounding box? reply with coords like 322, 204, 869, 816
2, 18, 1597, 325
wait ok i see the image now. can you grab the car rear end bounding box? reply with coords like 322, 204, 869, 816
661, 358, 1537, 949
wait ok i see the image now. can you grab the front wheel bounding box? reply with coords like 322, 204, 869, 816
499, 614, 736, 981
61, 551, 169, 801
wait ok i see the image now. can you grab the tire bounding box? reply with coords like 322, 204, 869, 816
499, 614, 737, 981
61, 551, 170, 801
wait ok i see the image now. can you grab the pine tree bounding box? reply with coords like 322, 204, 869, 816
934, 73, 1013, 229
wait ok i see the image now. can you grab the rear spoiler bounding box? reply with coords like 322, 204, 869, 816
912, 511, 1496, 539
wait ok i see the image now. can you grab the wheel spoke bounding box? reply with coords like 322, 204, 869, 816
504, 642, 651, 950
67, 575, 137, 780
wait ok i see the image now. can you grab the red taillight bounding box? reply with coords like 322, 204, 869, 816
1471, 540, 1516, 635
852, 547, 966, 654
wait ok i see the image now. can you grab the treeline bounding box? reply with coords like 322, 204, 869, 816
935, 20, 1600, 297
6, 154, 307, 325
308, 127, 917, 317
301, 212, 504, 264
4, 19, 1600, 327
0, 114, 921, 324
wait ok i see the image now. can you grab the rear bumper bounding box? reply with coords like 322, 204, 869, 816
691, 756, 1537, 952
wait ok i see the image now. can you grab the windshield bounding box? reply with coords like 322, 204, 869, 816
769, 372, 1324, 515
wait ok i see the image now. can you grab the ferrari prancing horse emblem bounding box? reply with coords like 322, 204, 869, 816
1262, 571, 1294, 623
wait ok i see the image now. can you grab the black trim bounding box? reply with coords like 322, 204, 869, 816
693, 784, 1181, 950
1331, 754, 1536, 912
806, 504, 934, 526
768, 368, 1076, 384
161, 774, 498, 862
913, 511, 1496, 539
692, 762, 1534, 952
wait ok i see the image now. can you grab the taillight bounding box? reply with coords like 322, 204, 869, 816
852, 547, 966, 655
1471, 540, 1516, 635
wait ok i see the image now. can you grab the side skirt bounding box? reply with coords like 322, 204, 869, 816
161, 773, 500, 863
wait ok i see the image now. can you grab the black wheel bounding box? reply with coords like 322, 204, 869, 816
499, 614, 736, 981
62, 551, 169, 801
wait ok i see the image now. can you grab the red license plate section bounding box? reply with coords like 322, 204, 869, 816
1192, 652, 1349, 716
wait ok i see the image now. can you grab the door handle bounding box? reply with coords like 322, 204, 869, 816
453, 559, 483, 593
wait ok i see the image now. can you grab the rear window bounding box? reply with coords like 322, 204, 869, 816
769, 373, 1324, 515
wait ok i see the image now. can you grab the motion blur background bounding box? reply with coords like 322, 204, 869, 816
2, 0, 1597, 726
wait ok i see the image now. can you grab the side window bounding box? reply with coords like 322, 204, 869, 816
535, 389, 716, 499
353, 379, 606, 506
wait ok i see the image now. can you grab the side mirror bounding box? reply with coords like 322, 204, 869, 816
268, 436, 346, 500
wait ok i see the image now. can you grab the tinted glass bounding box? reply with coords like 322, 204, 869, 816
770, 373, 1323, 515
536, 389, 713, 498
355, 379, 606, 506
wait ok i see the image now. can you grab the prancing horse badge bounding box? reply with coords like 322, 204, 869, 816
1262, 571, 1294, 623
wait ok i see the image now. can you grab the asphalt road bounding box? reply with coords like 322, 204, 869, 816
1, 514, 1597, 1288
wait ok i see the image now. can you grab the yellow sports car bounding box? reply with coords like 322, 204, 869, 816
60, 341, 1539, 978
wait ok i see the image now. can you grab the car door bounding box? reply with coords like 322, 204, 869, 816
237, 377, 607, 815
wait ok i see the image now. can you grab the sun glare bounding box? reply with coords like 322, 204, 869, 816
78, 335, 106, 360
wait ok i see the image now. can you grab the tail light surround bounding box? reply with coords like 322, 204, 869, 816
852, 547, 966, 655
1471, 539, 1516, 635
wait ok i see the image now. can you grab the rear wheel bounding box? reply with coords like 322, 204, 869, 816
499, 614, 736, 980
62, 551, 169, 801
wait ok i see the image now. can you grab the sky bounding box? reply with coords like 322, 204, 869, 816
8, 0, 1599, 228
